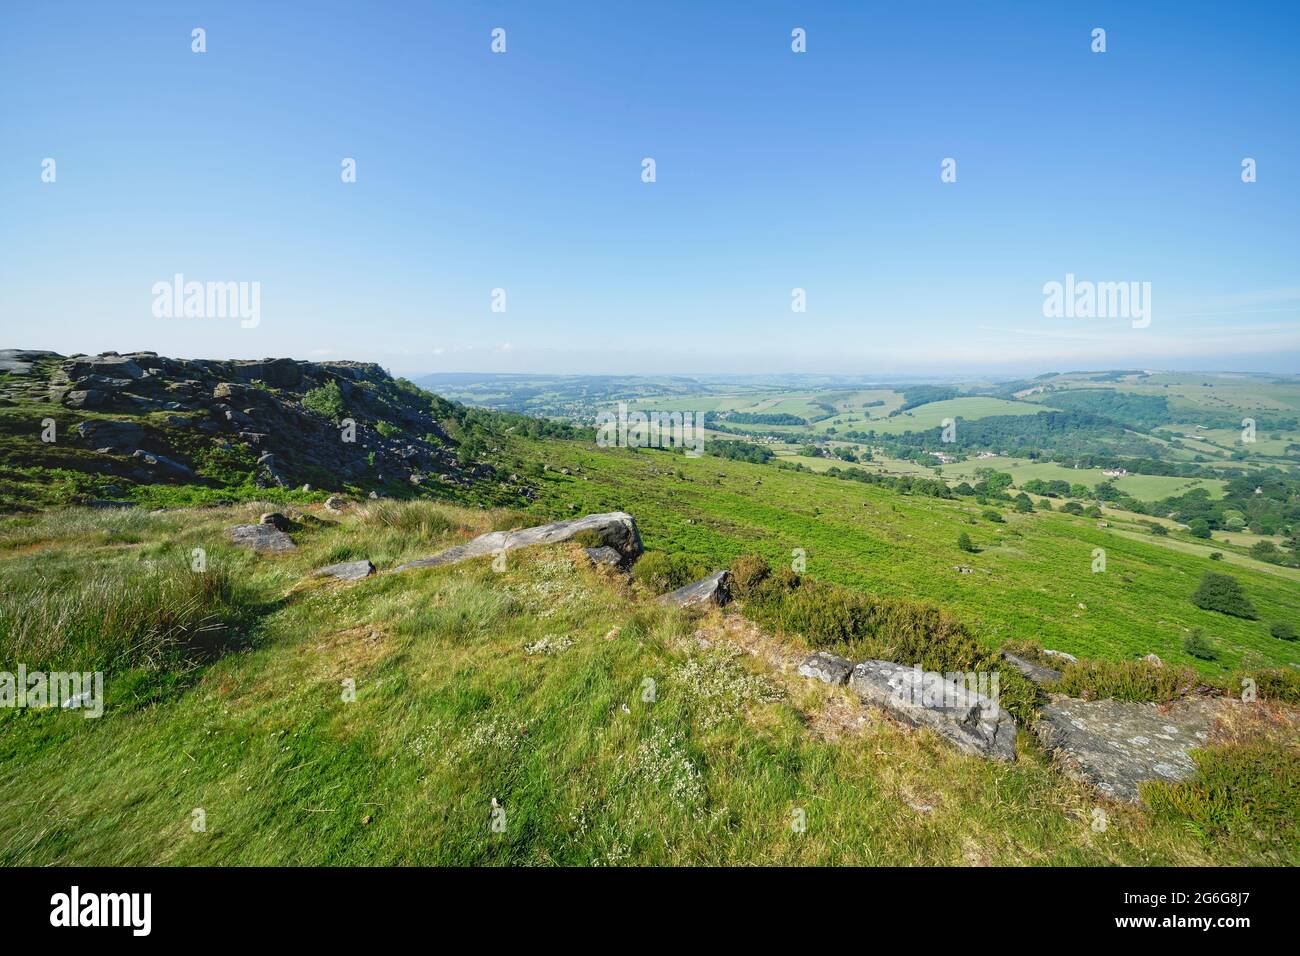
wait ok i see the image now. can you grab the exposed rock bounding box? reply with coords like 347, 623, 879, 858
659, 570, 731, 609
74, 419, 144, 452
313, 559, 376, 581
1041, 648, 1078, 664
324, 495, 349, 513
0, 349, 60, 374
64, 389, 108, 409
798, 651, 854, 685
393, 512, 642, 573
227, 523, 297, 554
259, 512, 292, 531
1035, 695, 1217, 803
1143, 654, 1164, 667
584, 545, 624, 567
67, 355, 145, 380
848, 660, 1017, 761
1000, 650, 1062, 686
131, 449, 193, 479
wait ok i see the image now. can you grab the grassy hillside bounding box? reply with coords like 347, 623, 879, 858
2, 500, 1294, 866
503, 439, 1299, 674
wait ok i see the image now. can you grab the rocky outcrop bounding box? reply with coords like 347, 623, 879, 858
227, 523, 297, 554
797, 651, 854, 685
8, 350, 523, 501
313, 559, 376, 581
848, 661, 1017, 761
659, 570, 731, 609
1034, 695, 1217, 803
75, 420, 144, 453
392, 512, 643, 573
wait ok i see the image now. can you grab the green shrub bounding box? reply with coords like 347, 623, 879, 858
1209, 551, 1223, 561
1142, 742, 1300, 864
981, 509, 1004, 523
302, 381, 346, 422
1060, 501, 1084, 515
631, 552, 707, 593
1191, 571, 1258, 619
1188, 518, 1212, 539
1145, 521, 1168, 536
743, 574, 1036, 723
957, 532, 977, 553
1246, 667, 1300, 703
375, 420, 401, 439
1183, 628, 1217, 660
1269, 621, 1297, 642
1054, 658, 1209, 704
728, 553, 771, 598
1084, 505, 1102, 518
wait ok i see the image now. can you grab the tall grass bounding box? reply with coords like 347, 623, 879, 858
0, 562, 259, 674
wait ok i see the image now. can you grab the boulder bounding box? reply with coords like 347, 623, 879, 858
797, 651, 854, 685
659, 570, 731, 609
999, 650, 1062, 686
313, 559, 376, 581
66, 355, 145, 381
324, 495, 349, 513
64, 389, 108, 409
1034, 695, 1216, 803
848, 660, 1017, 761
1041, 648, 1078, 664
259, 512, 293, 531
232, 358, 302, 389
393, 512, 642, 573
227, 523, 297, 554
584, 546, 624, 567
74, 419, 144, 453
0, 349, 61, 374
131, 449, 193, 479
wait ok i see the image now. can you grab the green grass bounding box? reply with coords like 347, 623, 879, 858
505, 439, 1300, 675
3, 499, 1294, 865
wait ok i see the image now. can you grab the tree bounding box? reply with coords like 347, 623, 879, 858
1187, 518, 1211, 539
1191, 572, 1258, 619
957, 532, 977, 553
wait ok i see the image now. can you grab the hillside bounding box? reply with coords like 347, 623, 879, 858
0, 349, 577, 512
2, 499, 1295, 866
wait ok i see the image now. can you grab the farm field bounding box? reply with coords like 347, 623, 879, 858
832, 397, 1052, 435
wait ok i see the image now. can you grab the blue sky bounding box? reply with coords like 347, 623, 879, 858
1, 1, 1297, 376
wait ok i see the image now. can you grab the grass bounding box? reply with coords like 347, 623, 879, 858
2, 499, 1295, 865
505, 438, 1300, 676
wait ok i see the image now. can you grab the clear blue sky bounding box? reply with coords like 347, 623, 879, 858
1, 1, 1297, 376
